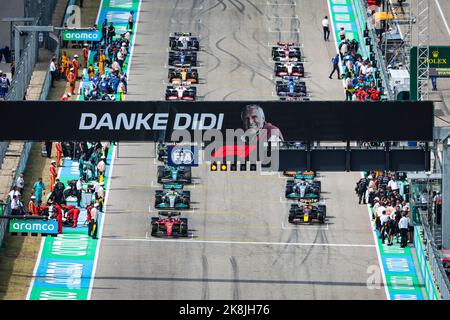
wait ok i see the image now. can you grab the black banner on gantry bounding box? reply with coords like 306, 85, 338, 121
0, 100, 433, 141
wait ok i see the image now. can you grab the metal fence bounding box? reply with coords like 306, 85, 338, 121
419, 211, 450, 300
357, 0, 395, 100
5, 32, 39, 101
0, 142, 10, 169
0, 141, 33, 247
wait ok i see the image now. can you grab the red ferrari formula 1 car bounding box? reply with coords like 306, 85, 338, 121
150, 211, 189, 237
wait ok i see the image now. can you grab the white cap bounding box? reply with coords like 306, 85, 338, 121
374, 197, 380, 201
94, 203, 99, 207
51, 160, 56, 164
368, 175, 373, 179
74, 54, 79, 58
31, 196, 36, 199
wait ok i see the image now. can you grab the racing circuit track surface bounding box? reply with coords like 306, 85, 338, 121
91, 0, 385, 300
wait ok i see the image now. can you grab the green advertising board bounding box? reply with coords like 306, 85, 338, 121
9, 219, 58, 235
62, 30, 102, 42
410, 46, 450, 100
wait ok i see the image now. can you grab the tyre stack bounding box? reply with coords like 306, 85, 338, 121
271, 42, 309, 101
165, 32, 200, 101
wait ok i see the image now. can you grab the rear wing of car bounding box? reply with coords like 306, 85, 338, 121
294, 173, 314, 180
163, 183, 184, 190
159, 211, 181, 217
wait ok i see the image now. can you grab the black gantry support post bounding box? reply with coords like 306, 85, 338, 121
346, 140, 351, 172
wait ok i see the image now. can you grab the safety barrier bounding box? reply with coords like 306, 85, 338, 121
355, 0, 395, 100
0, 142, 33, 247
418, 213, 450, 300
0, 142, 10, 169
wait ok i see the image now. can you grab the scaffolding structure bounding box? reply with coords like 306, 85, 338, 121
416, 0, 430, 101
381, 0, 414, 69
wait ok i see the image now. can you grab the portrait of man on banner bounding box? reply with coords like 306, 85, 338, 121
241, 104, 284, 142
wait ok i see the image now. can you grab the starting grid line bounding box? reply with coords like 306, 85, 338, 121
103, 237, 374, 248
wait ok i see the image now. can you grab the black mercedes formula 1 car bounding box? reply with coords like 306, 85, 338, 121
168, 65, 199, 84
150, 211, 189, 237
155, 185, 191, 210
285, 176, 321, 200
169, 32, 200, 51
288, 200, 326, 224
165, 84, 196, 101
157, 165, 192, 184
168, 50, 197, 66
274, 62, 304, 77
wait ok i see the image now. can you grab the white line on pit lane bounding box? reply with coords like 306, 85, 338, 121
102, 237, 374, 248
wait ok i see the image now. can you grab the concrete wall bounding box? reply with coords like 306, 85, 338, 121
0, 0, 25, 48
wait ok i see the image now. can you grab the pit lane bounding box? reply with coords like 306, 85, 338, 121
91, 0, 385, 300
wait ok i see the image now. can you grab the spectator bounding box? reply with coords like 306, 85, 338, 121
67, 68, 76, 96
50, 58, 57, 88
322, 16, 330, 41
94, 181, 104, 212
49, 160, 58, 192
15, 173, 25, 193
82, 43, 89, 68
107, 22, 116, 45
339, 27, 346, 41
61, 51, 69, 80
76, 177, 83, 207
392, 205, 402, 244
97, 155, 106, 182
431, 75, 437, 91
127, 11, 135, 31
101, 19, 108, 44
89, 202, 99, 239
379, 210, 390, 244
9, 186, 20, 202
0, 71, 10, 99
11, 195, 19, 215
329, 54, 341, 79
344, 73, 355, 101
356, 177, 367, 204
398, 212, 409, 248
72, 55, 80, 79
388, 175, 399, 192
32, 178, 46, 205
28, 196, 37, 215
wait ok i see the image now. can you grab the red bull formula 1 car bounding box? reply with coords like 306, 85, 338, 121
289, 199, 326, 224
150, 211, 189, 237
272, 42, 301, 61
